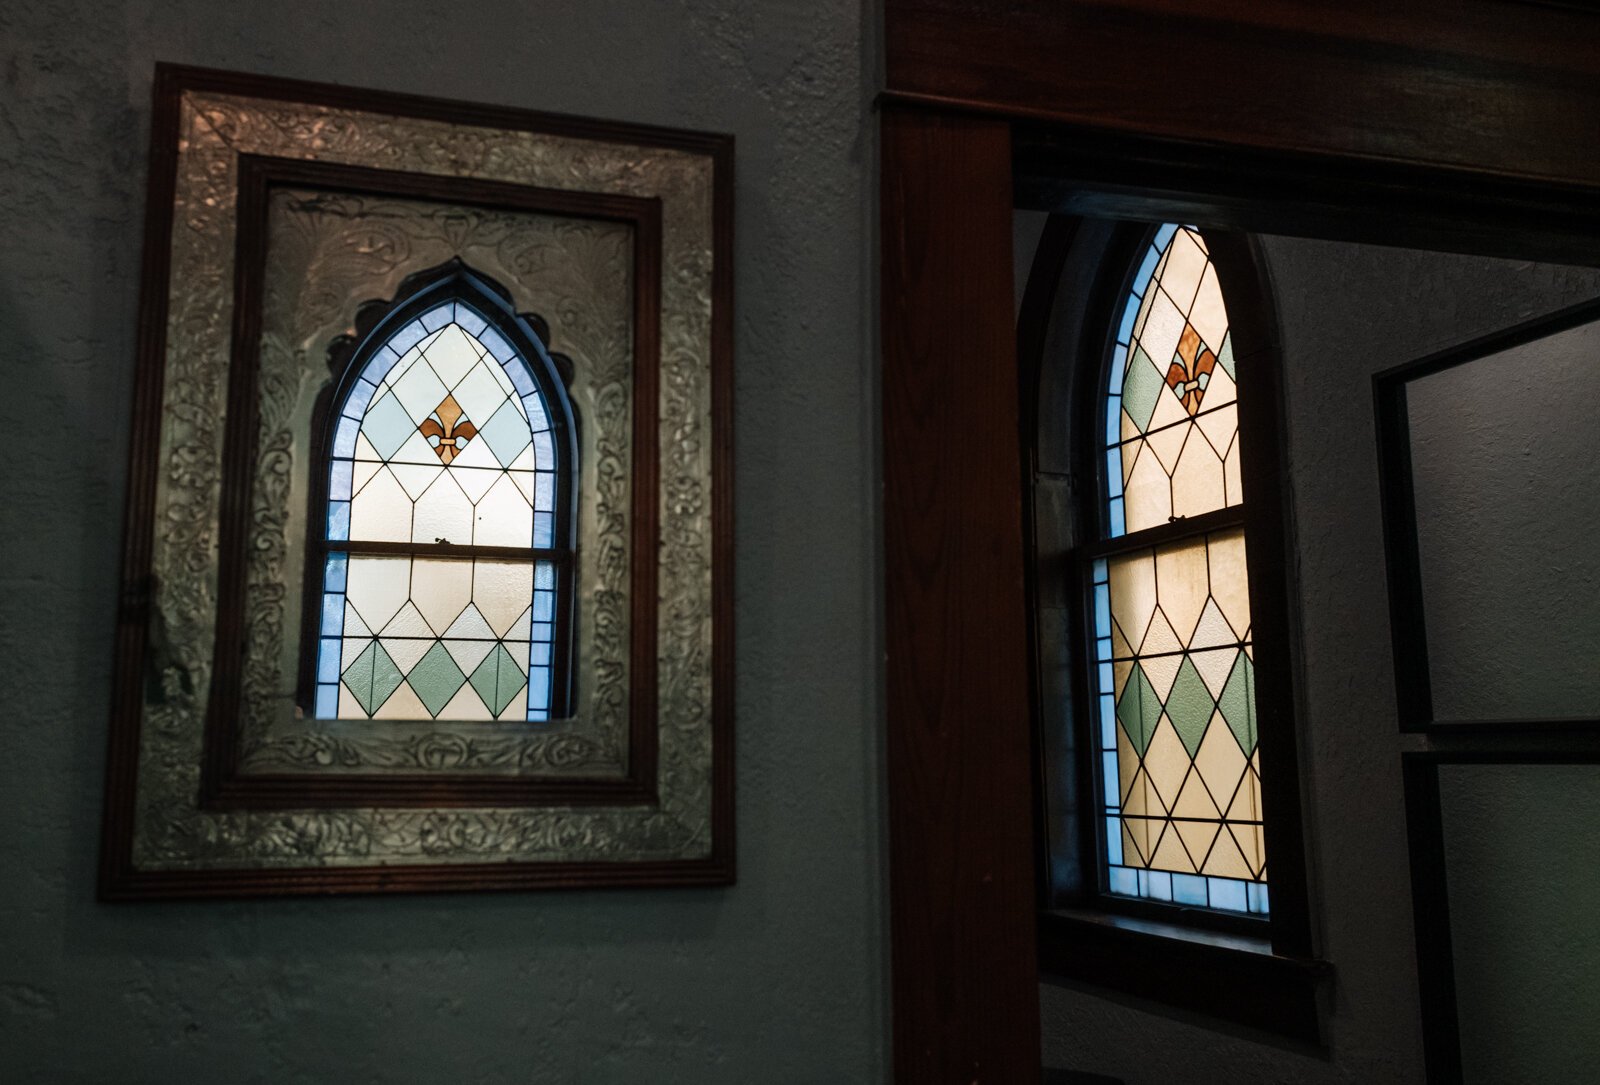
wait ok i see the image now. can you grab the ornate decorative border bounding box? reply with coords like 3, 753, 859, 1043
99, 65, 734, 895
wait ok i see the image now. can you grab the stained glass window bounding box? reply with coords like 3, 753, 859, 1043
1105, 224, 1241, 538
1092, 225, 1267, 916
309, 272, 573, 724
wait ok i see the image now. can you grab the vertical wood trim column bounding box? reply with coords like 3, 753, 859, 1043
882, 106, 1041, 1084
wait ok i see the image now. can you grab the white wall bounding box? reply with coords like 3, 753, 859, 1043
1035, 232, 1600, 1083
0, 3, 883, 1081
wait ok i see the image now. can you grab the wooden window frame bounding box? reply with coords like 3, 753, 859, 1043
1021, 215, 1325, 1040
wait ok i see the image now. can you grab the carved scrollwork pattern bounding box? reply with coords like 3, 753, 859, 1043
130, 92, 714, 869
233, 190, 634, 776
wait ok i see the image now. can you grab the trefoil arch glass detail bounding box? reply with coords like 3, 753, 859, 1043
1091, 225, 1267, 916
308, 263, 576, 725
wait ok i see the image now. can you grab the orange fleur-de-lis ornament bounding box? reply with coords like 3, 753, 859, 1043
1165, 323, 1218, 416
419, 395, 478, 464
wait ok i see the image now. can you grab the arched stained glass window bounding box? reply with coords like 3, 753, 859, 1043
1092, 224, 1267, 916
307, 262, 575, 725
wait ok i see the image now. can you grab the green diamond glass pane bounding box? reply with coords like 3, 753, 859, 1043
370, 641, 405, 713
341, 640, 378, 715
1116, 664, 1162, 756
1165, 656, 1215, 757
468, 644, 523, 717
1122, 346, 1165, 432
408, 641, 466, 717
1218, 651, 1257, 755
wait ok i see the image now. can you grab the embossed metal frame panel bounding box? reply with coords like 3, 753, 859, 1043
99, 64, 733, 898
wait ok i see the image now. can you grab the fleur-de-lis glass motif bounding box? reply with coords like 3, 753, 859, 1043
418, 394, 478, 464
1165, 324, 1218, 416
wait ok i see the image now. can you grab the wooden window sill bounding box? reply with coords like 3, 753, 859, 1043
1038, 908, 1331, 1044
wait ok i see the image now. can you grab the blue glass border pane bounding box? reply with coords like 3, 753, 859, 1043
1209, 877, 1249, 914
1104, 818, 1123, 865
1172, 872, 1208, 906
452, 301, 488, 337
314, 684, 339, 718
1109, 866, 1138, 897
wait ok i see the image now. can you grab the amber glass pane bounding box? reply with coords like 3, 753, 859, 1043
1094, 527, 1266, 914
1105, 226, 1241, 537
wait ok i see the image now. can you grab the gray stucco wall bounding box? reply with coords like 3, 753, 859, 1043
1441, 763, 1600, 1084
0, 3, 881, 1082
1036, 234, 1600, 1083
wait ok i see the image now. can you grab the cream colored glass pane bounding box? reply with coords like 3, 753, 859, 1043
385, 429, 439, 467
452, 358, 510, 428
1108, 549, 1156, 652
1188, 262, 1229, 350
1147, 381, 1189, 431
391, 353, 449, 422
411, 557, 473, 633
412, 473, 473, 545
1149, 825, 1195, 873
474, 559, 535, 637
452, 465, 501, 503
1206, 529, 1252, 639
1123, 448, 1171, 534
1161, 229, 1208, 312
373, 681, 429, 719
380, 601, 432, 639
1171, 429, 1227, 519
390, 461, 442, 500
1120, 436, 1144, 487
1144, 416, 1189, 474
1195, 403, 1237, 460
421, 324, 481, 389
473, 474, 534, 547
346, 556, 411, 633
1202, 358, 1238, 410
1144, 716, 1187, 814
1224, 437, 1243, 505
350, 466, 413, 542
1137, 288, 1185, 375
1204, 829, 1254, 879
439, 682, 495, 721
1155, 538, 1209, 648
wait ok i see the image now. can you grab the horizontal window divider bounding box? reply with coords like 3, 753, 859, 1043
1078, 506, 1246, 560
1106, 399, 1238, 450
322, 540, 572, 562
1103, 641, 1251, 663
1108, 815, 1265, 826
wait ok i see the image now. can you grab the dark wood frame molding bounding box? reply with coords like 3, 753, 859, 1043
882, 2, 1600, 1081
1374, 296, 1600, 735
100, 63, 734, 899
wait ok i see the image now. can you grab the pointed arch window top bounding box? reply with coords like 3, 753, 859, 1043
312, 266, 576, 724
327, 295, 567, 551
1105, 224, 1242, 538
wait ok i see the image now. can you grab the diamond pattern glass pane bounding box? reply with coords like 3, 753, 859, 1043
1107, 225, 1241, 537
310, 298, 565, 723
1094, 527, 1267, 914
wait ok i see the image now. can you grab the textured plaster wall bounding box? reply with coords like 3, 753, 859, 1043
1441, 763, 1600, 1083
1035, 234, 1600, 1083
1408, 320, 1600, 721
0, 2, 882, 1082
